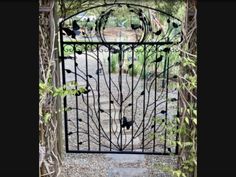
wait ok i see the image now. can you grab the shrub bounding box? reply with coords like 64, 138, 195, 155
128, 63, 140, 76
110, 54, 118, 73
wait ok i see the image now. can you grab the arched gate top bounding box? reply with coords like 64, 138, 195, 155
59, 2, 183, 44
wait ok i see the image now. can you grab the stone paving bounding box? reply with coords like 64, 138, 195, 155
60, 152, 177, 177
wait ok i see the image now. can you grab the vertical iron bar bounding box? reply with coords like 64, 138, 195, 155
153, 44, 158, 152
175, 90, 180, 155
73, 44, 80, 150
108, 45, 112, 151
164, 53, 170, 153
119, 44, 123, 150
131, 44, 134, 151
59, 23, 69, 152
97, 44, 101, 151
85, 44, 90, 150
142, 44, 146, 152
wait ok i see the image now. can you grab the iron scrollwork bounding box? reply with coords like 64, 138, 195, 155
59, 2, 182, 154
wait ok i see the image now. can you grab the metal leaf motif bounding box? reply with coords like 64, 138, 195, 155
65, 69, 72, 73
59, 2, 183, 154
76, 50, 83, 55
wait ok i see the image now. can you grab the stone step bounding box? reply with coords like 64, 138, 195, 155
109, 135, 140, 147
77, 81, 87, 87
87, 90, 99, 97
100, 134, 140, 148
100, 113, 120, 121
108, 168, 148, 177
95, 103, 116, 112
88, 97, 110, 104
105, 153, 144, 163
101, 119, 121, 132
101, 119, 133, 134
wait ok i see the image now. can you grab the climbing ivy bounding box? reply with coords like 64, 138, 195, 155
152, 56, 197, 177
39, 80, 86, 124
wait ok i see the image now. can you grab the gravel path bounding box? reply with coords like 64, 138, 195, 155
59, 152, 177, 177
59, 49, 178, 176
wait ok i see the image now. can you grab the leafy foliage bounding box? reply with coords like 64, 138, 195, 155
110, 54, 118, 73
128, 63, 140, 76
40, 80, 86, 124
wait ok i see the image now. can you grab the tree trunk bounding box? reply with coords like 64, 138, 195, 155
39, 0, 62, 176
178, 0, 197, 177
54, 1, 63, 160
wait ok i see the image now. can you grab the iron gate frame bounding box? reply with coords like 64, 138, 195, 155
59, 2, 183, 155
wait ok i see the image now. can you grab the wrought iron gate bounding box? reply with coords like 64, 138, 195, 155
59, 2, 183, 155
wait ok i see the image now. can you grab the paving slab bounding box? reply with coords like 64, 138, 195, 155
105, 153, 144, 163
108, 168, 148, 177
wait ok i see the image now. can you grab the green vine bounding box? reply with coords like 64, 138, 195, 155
39, 80, 86, 124
152, 56, 197, 177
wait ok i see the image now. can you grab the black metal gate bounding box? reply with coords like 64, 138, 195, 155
59, 2, 183, 155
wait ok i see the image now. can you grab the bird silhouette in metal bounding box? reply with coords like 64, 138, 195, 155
72, 20, 80, 31
62, 27, 76, 39
121, 117, 134, 130
131, 23, 141, 30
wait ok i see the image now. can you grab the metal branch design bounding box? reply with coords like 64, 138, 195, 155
60, 2, 182, 154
